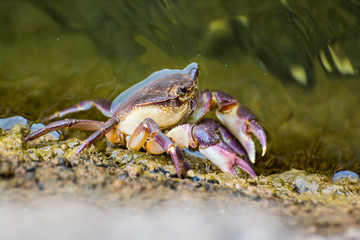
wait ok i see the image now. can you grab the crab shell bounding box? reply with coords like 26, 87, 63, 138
110, 63, 198, 136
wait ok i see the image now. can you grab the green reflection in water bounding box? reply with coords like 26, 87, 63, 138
0, 0, 359, 175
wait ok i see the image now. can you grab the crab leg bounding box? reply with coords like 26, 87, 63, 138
76, 117, 119, 153
42, 99, 112, 122
189, 90, 267, 163
165, 123, 257, 178
127, 118, 187, 178
25, 119, 104, 141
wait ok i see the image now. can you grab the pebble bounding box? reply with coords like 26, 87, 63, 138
0, 116, 27, 130
333, 171, 359, 181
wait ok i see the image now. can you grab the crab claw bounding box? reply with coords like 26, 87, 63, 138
212, 91, 267, 163
193, 124, 257, 178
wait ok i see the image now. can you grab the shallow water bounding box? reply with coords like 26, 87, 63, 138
0, 0, 359, 175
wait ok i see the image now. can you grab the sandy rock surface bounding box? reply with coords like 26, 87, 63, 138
1, 124, 360, 240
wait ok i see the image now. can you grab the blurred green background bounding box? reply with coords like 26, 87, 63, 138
0, 0, 359, 175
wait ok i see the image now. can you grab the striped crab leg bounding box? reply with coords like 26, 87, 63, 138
42, 99, 112, 122
127, 118, 188, 178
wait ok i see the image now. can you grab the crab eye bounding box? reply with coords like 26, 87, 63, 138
177, 86, 188, 96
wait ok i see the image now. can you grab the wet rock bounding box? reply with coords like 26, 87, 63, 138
264, 169, 324, 194
293, 176, 320, 194
1, 123, 360, 239
0, 124, 26, 151
333, 171, 359, 181
0, 116, 27, 130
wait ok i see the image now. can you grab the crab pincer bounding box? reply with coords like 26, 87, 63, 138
192, 123, 257, 178
212, 91, 267, 163
189, 90, 267, 164
160, 119, 256, 178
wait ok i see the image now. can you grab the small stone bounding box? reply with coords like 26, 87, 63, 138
294, 177, 319, 193
112, 179, 126, 189
0, 116, 27, 130
126, 165, 144, 178
192, 176, 201, 182
0, 161, 14, 178
53, 148, 65, 157
333, 171, 359, 181
250, 193, 260, 200
38, 182, 45, 190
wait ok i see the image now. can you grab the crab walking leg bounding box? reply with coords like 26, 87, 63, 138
42, 99, 112, 122
127, 118, 187, 178
188, 90, 267, 163
76, 117, 119, 153
166, 124, 257, 178
25, 119, 104, 141
198, 118, 251, 165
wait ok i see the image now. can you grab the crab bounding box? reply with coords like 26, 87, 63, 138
25, 63, 267, 179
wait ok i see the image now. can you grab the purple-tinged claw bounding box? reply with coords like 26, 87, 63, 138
235, 156, 257, 179
200, 118, 251, 162
216, 107, 267, 163
199, 142, 257, 179
212, 91, 267, 163
247, 119, 267, 157
193, 124, 256, 178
